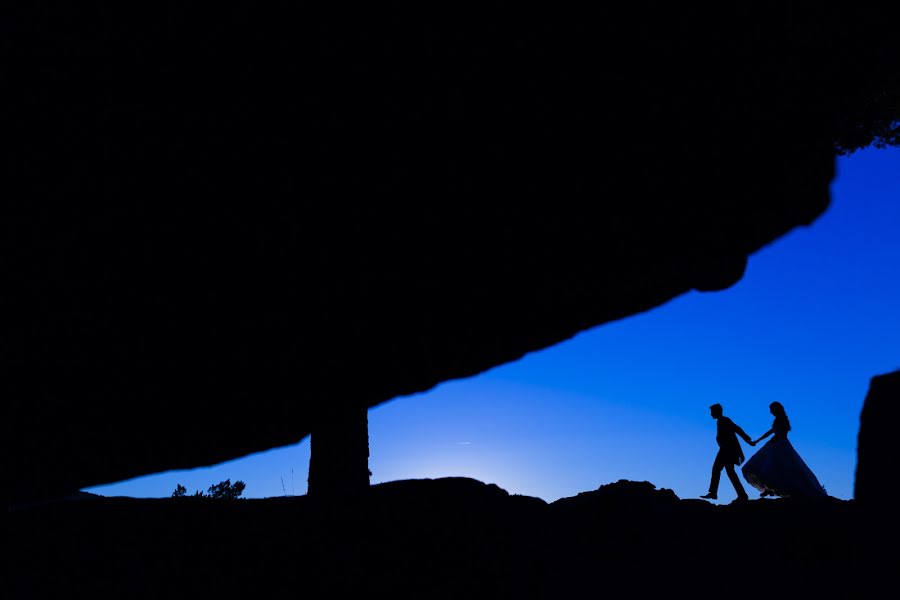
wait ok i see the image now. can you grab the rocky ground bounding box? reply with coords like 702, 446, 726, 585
9, 478, 886, 598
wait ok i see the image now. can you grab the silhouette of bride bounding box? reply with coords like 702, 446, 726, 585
742, 401, 827, 498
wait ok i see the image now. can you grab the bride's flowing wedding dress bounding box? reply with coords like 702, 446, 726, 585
742, 416, 827, 498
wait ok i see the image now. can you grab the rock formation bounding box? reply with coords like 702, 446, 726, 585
855, 370, 899, 507
10, 5, 899, 503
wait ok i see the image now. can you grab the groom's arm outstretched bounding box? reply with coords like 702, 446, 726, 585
734, 423, 756, 446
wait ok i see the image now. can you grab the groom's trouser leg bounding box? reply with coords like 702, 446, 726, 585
709, 452, 725, 494
725, 463, 748, 498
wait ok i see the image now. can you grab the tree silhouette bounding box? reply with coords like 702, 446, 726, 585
172, 480, 246, 499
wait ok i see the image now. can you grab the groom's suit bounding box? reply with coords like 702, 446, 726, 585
710, 416, 753, 499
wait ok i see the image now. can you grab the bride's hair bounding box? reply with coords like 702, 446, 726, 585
769, 401, 791, 431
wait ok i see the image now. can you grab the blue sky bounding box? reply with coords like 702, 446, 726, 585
86, 147, 899, 504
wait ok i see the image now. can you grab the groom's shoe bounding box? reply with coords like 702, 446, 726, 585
699, 493, 717, 500
734, 494, 749, 502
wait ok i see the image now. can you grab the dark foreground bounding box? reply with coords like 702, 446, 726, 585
9, 479, 887, 598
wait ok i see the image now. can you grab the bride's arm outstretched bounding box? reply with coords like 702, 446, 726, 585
753, 428, 774, 445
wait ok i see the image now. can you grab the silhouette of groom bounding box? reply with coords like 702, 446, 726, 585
701, 403, 755, 501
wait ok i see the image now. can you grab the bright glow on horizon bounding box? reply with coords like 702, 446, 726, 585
86, 147, 900, 504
